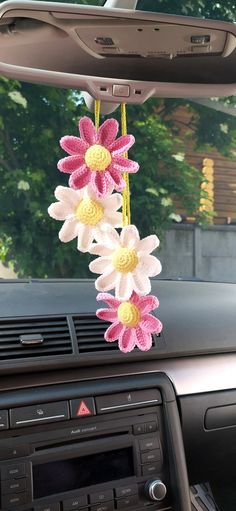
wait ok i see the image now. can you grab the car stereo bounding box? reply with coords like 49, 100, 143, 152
0, 387, 172, 511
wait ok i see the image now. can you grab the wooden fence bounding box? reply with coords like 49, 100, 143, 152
170, 106, 236, 224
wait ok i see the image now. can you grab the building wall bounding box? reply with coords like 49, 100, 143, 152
158, 224, 236, 282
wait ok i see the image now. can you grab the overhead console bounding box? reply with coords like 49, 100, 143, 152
0, 1, 236, 99
0, 373, 191, 511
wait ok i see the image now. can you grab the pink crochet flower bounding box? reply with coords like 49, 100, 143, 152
96, 291, 162, 353
57, 117, 139, 197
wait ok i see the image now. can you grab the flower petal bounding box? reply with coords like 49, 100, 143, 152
102, 226, 121, 248
54, 186, 80, 207
119, 328, 136, 353
135, 326, 152, 351
58, 219, 78, 242
57, 155, 85, 174
116, 273, 133, 301
89, 257, 112, 274
98, 119, 119, 147
104, 321, 125, 342
60, 135, 88, 156
79, 117, 97, 145
91, 171, 109, 197
90, 244, 113, 256
132, 270, 151, 296
48, 202, 73, 221
138, 234, 160, 254
96, 308, 118, 322
113, 156, 139, 173
120, 225, 140, 249
95, 269, 117, 292
107, 167, 125, 191
139, 295, 159, 314
69, 166, 91, 190
104, 211, 123, 228
138, 255, 162, 277
139, 314, 163, 334
129, 291, 141, 306
96, 292, 121, 309
77, 224, 94, 252
110, 134, 135, 156
103, 193, 122, 211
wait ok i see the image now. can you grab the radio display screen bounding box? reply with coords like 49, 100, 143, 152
33, 447, 134, 498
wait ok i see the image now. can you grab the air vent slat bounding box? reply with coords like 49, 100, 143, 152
0, 347, 71, 358
0, 338, 70, 349
74, 315, 156, 354
0, 330, 70, 347
0, 326, 69, 336
0, 316, 72, 361
0, 320, 67, 329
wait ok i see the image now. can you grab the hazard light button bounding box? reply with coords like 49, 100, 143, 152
70, 398, 96, 419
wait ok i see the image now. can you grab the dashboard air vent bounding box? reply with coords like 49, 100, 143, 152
0, 316, 72, 361
74, 315, 156, 353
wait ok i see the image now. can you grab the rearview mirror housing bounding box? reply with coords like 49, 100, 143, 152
0, 0, 236, 102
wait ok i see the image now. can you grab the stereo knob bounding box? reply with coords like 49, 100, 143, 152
145, 479, 167, 501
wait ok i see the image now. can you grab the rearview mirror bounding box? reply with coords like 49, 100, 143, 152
0, 0, 236, 102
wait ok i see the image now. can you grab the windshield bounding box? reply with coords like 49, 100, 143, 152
1, 0, 236, 283
137, 1, 236, 21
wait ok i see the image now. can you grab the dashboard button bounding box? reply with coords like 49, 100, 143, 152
63, 495, 88, 510
146, 422, 158, 433
116, 494, 139, 508
96, 389, 161, 414
115, 484, 138, 498
139, 437, 159, 452
2, 477, 27, 494
91, 501, 114, 511
34, 504, 60, 511
10, 401, 69, 428
142, 463, 162, 476
0, 444, 31, 460
90, 490, 113, 504
1, 491, 30, 508
1, 463, 26, 480
70, 398, 96, 419
0, 410, 9, 430
141, 449, 161, 464
133, 424, 145, 435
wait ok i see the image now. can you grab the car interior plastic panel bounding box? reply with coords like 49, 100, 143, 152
0, 1, 236, 99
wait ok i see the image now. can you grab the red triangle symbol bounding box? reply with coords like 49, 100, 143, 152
77, 401, 92, 417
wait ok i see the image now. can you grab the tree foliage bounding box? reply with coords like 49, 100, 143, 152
137, 0, 236, 21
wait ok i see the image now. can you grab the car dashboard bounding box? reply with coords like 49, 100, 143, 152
0, 279, 236, 511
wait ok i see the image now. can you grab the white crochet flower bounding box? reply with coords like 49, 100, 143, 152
48, 186, 122, 252
89, 225, 162, 300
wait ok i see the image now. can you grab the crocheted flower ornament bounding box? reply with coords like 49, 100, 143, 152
48, 185, 122, 252
89, 225, 162, 300
58, 117, 139, 197
97, 291, 162, 353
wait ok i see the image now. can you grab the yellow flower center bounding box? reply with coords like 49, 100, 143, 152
112, 247, 138, 273
118, 302, 141, 328
85, 144, 112, 172
75, 198, 104, 226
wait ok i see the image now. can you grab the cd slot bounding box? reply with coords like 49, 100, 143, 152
33, 433, 132, 464
34, 430, 130, 452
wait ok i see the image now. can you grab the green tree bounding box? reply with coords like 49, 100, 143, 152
137, 0, 236, 21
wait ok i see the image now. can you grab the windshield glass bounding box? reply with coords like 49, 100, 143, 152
0, 0, 236, 283
137, 0, 236, 22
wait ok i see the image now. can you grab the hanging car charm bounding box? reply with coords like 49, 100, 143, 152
48, 101, 163, 352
